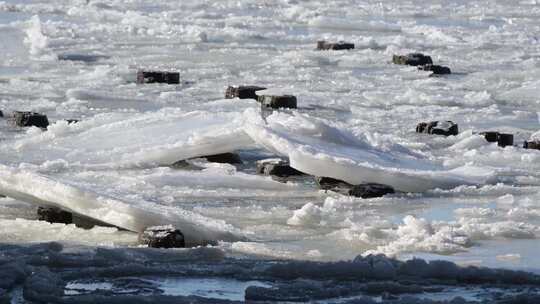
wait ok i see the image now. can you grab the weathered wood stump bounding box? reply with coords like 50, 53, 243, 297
258, 95, 297, 109
11, 111, 49, 129
418, 64, 451, 75
478, 132, 514, 147
225, 86, 266, 100
315, 177, 395, 198
256, 159, 305, 181
136, 70, 180, 84
416, 121, 458, 136
348, 183, 395, 198
139, 225, 185, 248
393, 53, 433, 66
479, 131, 499, 143
315, 176, 352, 191
317, 40, 355, 50
497, 133, 513, 147
524, 140, 540, 150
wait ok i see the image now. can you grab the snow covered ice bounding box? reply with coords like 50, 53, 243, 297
1, 0, 540, 302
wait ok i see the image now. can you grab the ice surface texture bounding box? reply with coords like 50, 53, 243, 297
0, 108, 498, 246
1, 0, 540, 275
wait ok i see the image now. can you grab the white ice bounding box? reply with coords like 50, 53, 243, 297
0, 0, 539, 275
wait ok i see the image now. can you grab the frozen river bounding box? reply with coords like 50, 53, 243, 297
1, 0, 540, 302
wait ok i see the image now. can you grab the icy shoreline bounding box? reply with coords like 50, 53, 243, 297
1, 242, 540, 303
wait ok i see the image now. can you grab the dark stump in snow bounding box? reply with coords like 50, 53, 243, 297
315, 176, 353, 192
136, 70, 180, 84
479, 131, 500, 143
0, 110, 3, 117
258, 95, 297, 109
418, 64, 451, 75
348, 183, 395, 198
392, 53, 433, 66
11, 111, 49, 129
316, 177, 394, 198
416, 121, 458, 136
498, 133, 514, 147
225, 85, 266, 99
524, 140, 540, 150
139, 225, 185, 248
317, 40, 355, 50
256, 159, 305, 178
202, 153, 242, 164
479, 131, 514, 147
66, 119, 79, 124
37, 207, 73, 225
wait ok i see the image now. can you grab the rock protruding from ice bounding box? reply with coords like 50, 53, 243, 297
136, 70, 180, 84
479, 131, 500, 143
523, 140, 540, 150
258, 95, 297, 109
225, 86, 267, 100
392, 53, 433, 66
10, 111, 49, 129
497, 133, 514, 147
315, 176, 354, 191
349, 183, 395, 198
139, 225, 185, 248
315, 177, 395, 198
416, 121, 459, 136
418, 64, 452, 75
478, 131, 515, 147
256, 159, 305, 180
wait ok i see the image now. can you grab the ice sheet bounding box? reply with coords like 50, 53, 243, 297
244, 110, 494, 192
0, 164, 244, 246
0, 108, 254, 169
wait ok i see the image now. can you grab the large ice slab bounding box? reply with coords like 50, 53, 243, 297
0, 164, 244, 246
244, 110, 494, 192
0, 108, 254, 169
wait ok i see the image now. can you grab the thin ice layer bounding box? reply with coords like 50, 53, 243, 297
244, 110, 494, 192
0, 108, 254, 168
0, 164, 244, 246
